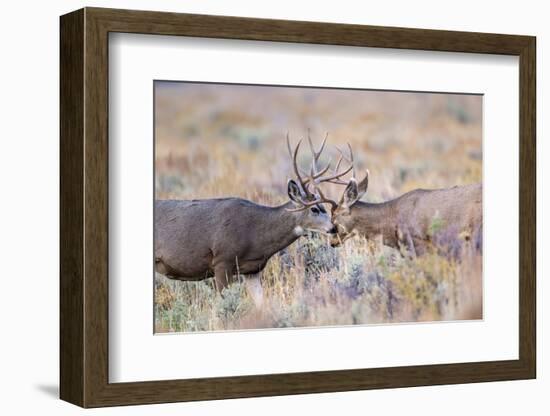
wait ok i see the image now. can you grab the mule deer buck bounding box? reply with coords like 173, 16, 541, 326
310, 145, 482, 257
154, 136, 338, 303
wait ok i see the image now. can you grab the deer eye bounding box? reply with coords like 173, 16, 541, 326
310, 206, 320, 215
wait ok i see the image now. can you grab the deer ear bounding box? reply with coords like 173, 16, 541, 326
287, 179, 304, 204
342, 179, 360, 207
356, 169, 369, 198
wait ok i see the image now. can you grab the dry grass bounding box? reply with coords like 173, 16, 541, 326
154, 82, 483, 333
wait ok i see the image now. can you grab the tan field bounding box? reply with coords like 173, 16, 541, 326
154, 82, 483, 333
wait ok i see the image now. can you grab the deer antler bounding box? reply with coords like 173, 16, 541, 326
313, 185, 338, 212
287, 132, 340, 211
285, 196, 325, 212
287, 132, 333, 185
286, 133, 312, 197
308, 142, 359, 212
286, 133, 358, 212
313, 142, 355, 186
285, 182, 340, 212
307, 130, 328, 172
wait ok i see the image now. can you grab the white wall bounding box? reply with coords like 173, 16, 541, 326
0, 1, 545, 414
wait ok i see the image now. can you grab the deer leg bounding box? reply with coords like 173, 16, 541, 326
213, 264, 232, 293
244, 274, 264, 309
397, 227, 417, 259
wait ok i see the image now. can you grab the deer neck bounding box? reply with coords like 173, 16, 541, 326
252, 202, 303, 256
349, 201, 399, 247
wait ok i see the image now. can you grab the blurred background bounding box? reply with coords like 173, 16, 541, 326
154, 81, 482, 333
155, 82, 482, 203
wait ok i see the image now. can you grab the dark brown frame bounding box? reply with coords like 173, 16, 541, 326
60, 7, 536, 408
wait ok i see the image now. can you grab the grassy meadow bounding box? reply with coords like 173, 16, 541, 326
154, 82, 483, 333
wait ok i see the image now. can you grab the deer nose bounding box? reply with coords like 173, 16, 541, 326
328, 225, 338, 234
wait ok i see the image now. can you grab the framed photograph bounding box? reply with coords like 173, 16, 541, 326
60, 7, 536, 408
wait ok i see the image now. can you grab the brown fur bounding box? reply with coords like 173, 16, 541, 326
330, 181, 482, 255
155, 191, 335, 291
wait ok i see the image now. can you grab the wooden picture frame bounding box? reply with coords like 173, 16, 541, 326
60, 7, 536, 408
